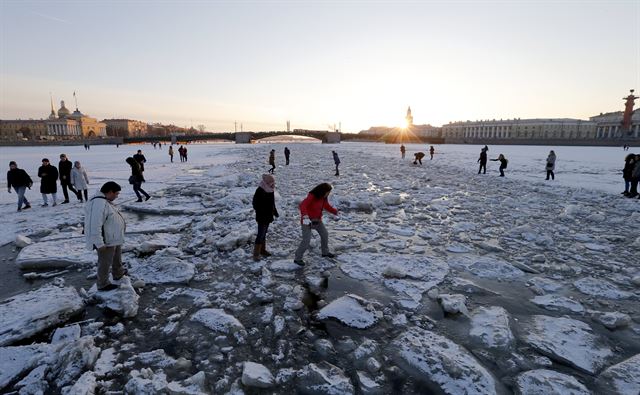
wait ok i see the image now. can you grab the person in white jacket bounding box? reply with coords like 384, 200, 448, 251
85, 182, 127, 291
71, 161, 90, 202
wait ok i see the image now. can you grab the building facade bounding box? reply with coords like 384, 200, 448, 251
103, 119, 148, 137
590, 110, 640, 139
441, 118, 597, 142
46, 100, 107, 139
0, 120, 49, 141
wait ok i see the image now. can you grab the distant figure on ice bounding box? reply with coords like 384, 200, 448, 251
491, 154, 508, 177
478, 147, 488, 174
71, 161, 90, 202
133, 149, 147, 172
268, 149, 276, 174
628, 154, 640, 198
332, 151, 340, 176
413, 152, 425, 165
169, 145, 174, 163
7, 161, 32, 212
429, 146, 435, 160
59, 154, 81, 203
622, 153, 636, 196
183, 146, 188, 162
126, 157, 150, 202
85, 181, 127, 291
545, 150, 556, 180
284, 147, 290, 165
294, 183, 338, 265
178, 145, 185, 162
252, 174, 279, 261
38, 158, 58, 207
400, 144, 406, 159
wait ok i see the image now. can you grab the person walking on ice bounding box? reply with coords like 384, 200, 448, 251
491, 154, 508, 177
545, 150, 556, 180
478, 147, 488, 174
332, 151, 340, 176
38, 158, 58, 206
413, 152, 425, 165
7, 161, 33, 212
251, 174, 279, 261
400, 144, 406, 159
85, 181, 127, 291
126, 157, 150, 202
294, 183, 339, 265
71, 161, 90, 202
169, 145, 174, 163
268, 149, 276, 174
59, 154, 81, 203
284, 147, 290, 165
429, 146, 435, 160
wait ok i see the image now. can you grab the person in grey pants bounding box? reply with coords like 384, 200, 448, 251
85, 182, 127, 291
294, 183, 339, 265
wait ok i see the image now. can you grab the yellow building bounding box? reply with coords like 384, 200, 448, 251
46, 100, 107, 139
0, 119, 49, 141
103, 119, 148, 137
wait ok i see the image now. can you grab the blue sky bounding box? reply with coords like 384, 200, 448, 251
1, 0, 639, 132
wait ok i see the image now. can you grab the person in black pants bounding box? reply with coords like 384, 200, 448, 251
126, 157, 150, 202
251, 174, 279, 261
59, 154, 81, 203
477, 147, 487, 174
333, 151, 341, 175
268, 150, 276, 173
284, 147, 290, 165
490, 154, 508, 177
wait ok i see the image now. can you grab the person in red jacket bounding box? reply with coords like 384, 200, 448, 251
294, 183, 338, 265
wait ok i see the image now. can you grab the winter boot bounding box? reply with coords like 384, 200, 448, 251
260, 241, 272, 257
253, 244, 262, 261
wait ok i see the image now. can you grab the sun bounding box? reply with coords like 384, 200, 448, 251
398, 119, 409, 129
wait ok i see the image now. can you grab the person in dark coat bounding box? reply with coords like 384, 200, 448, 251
251, 174, 279, 261
413, 152, 425, 165
38, 158, 58, 206
332, 151, 340, 176
268, 150, 276, 174
628, 154, 640, 198
490, 154, 508, 177
126, 157, 150, 202
183, 146, 188, 162
545, 150, 556, 180
429, 146, 435, 160
284, 147, 290, 165
133, 150, 147, 172
622, 153, 636, 196
478, 147, 488, 174
59, 153, 81, 203
400, 145, 406, 159
7, 161, 33, 211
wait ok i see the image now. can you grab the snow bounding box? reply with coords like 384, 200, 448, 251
0, 284, 84, 346
87, 277, 139, 317
520, 315, 614, 374
596, 353, 640, 395
191, 308, 245, 333
2, 142, 639, 393
0, 344, 49, 390
242, 361, 275, 388
317, 294, 382, 329
295, 362, 354, 394
530, 295, 585, 313
469, 306, 515, 351
129, 248, 195, 284
515, 369, 590, 395
391, 327, 497, 394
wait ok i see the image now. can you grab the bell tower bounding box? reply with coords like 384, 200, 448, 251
405, 106, 413, 127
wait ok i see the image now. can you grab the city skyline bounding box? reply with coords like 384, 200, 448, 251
1, 1, 639, 133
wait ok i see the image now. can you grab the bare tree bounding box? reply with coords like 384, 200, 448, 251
197, 124, 206, 133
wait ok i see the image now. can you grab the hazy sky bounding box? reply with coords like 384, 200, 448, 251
1, 0, 639, 132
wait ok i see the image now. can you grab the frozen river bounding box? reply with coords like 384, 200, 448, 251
0, 141, 639, 394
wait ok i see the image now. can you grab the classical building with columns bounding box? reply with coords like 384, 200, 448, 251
46, 100, 106, 138
590, 110, 640, 139
441, 118, 597, 142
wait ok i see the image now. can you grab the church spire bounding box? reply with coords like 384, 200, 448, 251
49, 93, 56, 119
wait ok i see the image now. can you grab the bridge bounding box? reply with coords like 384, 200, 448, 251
124, 130, 341, 144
